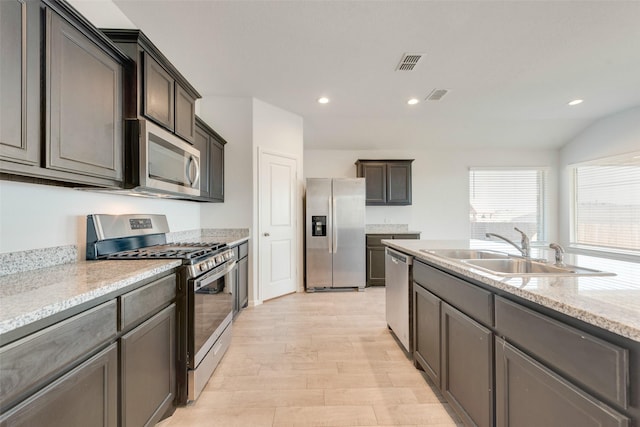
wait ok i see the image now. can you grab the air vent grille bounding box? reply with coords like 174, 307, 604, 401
396, 53, 424, 71
426, 89, 449, 101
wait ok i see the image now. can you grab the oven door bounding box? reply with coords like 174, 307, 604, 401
189, 260, 235, 369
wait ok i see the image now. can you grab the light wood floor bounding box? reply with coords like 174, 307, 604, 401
158, 287, 462, 427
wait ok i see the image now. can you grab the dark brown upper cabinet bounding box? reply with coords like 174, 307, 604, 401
1, 0, 128, 188
193, 116, 226, 202
356, 159, 414, 205
0, 0, 40, 167
101, 29, 201, 144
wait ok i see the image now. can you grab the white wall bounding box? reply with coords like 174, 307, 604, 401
198, 96, 253, 229
253, 99, 305, 296
558, 106, 640, 247
304, 148, 559, 241
0, 180, 200, 255
197, 97, 305, 304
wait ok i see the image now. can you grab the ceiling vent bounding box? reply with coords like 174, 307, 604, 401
396, 53, 424, 71
425, 88, 449, 101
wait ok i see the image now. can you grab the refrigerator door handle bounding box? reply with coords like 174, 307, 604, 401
328, 196, 333, 253
333, 196, 338, 253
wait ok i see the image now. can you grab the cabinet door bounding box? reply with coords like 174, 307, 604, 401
441, 302, 493, 427
413, 283, 441, 388
143, 52, 174, 131
120, 304, 175, 427
359, 162, 387, 205
193, 124, 211, 199
495, 338, 629, 427
367, 246, 386, 286
46, 9, 123, 181
238, 255, 249, 309
0, 343, 117, 427
209, 136, 225, 202
174, 84, 195, 143
386, 161, 412, 205
0, 0, 39, 166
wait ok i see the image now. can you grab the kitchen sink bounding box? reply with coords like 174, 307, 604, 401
462, 258, 615, 277
420, 249, 510, 259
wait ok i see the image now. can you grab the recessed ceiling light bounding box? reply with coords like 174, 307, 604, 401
317, 97, 329, 104
568, 99, 583, 106
407, 98, 419, 105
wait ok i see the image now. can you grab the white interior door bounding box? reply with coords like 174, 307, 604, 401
259, 150, 297, 301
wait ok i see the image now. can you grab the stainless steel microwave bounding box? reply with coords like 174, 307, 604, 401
124, 119, 200, 197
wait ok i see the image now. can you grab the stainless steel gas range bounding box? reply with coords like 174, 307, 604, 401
86, 214, 235, 405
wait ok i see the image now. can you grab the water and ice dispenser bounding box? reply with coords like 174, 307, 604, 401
311, 215, 327, 236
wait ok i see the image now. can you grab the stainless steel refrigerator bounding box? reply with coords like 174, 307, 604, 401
305, 178, 366, 291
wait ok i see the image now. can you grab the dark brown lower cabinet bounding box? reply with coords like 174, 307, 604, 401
367, 233, 419, 286
0, 343, 117, 427
120, 304, 175, 427
237, 255, 249, 310
495, 338, 629, 427
367, 245, 386, 286
441, 302, 494, 427
413, 283, 441, 387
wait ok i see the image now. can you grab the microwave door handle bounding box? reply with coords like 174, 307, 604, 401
191, 156, 200, 188
186, 155, 200, 187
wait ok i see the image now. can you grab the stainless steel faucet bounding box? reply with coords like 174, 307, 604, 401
485, 227, 531, 258
549, 243, 565, 266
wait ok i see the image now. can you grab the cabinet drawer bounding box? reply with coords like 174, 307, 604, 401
0, 343, 118, 427
0, 300, 117, 411
366, 235, 393, 246
120, 274, 176, 331
413, 261, 493, 326
495, 296, 628, 408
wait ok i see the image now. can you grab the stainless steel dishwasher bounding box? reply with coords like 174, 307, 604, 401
385, 247, 413, 353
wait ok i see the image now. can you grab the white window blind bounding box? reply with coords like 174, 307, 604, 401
469, 168, 547, 242
571, 152, 640, 254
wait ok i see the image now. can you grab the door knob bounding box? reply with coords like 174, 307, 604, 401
263, 232, 270, 237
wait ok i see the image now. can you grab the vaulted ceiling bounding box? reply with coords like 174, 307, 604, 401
80, 0, 640, 150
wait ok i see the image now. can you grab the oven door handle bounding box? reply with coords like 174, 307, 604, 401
195, 260, 237, 291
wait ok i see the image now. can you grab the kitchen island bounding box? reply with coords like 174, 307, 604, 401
384, 239, 639, 427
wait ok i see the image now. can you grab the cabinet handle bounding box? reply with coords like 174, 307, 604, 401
263, 232, 270, 237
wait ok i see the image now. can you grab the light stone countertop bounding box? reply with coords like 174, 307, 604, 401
0, 228, 250, 341
383, 239, 640, 342
0, 259, 181, 339
365, 224, 422, 234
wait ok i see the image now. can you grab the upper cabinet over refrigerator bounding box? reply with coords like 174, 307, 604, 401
305, 178, 366, 291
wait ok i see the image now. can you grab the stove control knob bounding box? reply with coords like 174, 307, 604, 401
199, 264, 206, 271
208, 260, 214, 269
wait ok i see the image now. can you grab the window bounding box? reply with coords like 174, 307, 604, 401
571, 152, 640, 255
469, 168, 548, 243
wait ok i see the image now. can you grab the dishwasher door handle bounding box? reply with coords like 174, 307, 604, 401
386, 247, 412, 265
